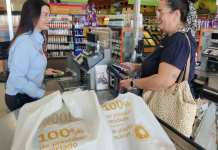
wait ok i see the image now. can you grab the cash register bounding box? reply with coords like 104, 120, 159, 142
201, 46, 218, 71
61, 33, 111, 90
199, 32, 218, 71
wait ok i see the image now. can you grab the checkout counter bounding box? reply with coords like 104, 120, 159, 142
1, 30, 218, 150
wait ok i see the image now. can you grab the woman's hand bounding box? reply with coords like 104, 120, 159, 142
45, 68, 61, 75
43, 91, 56, 97
121, 62, 135, 74
121, 78, 133, 91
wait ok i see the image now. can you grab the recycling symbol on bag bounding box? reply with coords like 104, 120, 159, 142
134, 125, 150, 141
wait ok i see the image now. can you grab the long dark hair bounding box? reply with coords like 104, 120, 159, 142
8, 0, 50, 50
165, 0, 198, 23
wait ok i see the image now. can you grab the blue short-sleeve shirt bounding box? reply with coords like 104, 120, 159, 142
6, 29, 47, 98
141, 31, 197, 96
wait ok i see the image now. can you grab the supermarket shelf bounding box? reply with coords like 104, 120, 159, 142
143, 12, 156, 16
197, 9, 209, 14
49, 28, 72, 29
47, 42, 74, 44
75, 49, 84, 51
209, 12, 216, 16
110, 38, 121, 40
74, 28, 85, 30
74, 35, 86, 37
47, 56, 66, 59
0, 25, 18, 27
47, 49, 74, 51
110, 27, 133, 30
51, 20, 72, 22
48, 35, 73, 36
74, 43, 86, 45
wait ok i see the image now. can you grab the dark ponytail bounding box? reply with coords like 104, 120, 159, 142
165, 0, 198, 23
8, 0, 50, 50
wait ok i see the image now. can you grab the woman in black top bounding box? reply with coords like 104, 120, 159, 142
121, 0, 198, 96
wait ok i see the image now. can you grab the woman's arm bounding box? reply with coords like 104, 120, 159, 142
121, 62, 181, 91
135, 62, 181, 91
121, 62, 142, 73
133, 64, 142, 72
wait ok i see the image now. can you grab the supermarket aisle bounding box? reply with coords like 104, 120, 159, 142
0, 61, 7, 116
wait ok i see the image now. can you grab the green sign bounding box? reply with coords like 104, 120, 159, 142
128, 0, 160, 6
129, 0, 199, 9
194, 0, 199, 9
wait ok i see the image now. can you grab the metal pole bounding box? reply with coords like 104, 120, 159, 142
6, 0, 14, 40
131, 0, 141, 63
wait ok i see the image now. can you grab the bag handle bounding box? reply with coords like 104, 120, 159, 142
178, 33, 191, 83
172, 33, 191, 95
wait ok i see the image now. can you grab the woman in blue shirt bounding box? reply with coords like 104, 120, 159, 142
121, 0, 198, 96
5, 0, 60, 111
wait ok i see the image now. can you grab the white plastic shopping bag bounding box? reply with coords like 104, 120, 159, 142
194, 103, 217, 150
11, 90, 114, 150
101, 92, 176, 150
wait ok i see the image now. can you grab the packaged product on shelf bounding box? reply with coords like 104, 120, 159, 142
212, 18, 218, 29
0, 15, 5, 25
200, 18, 205, 29
144, 39, 150, 46
153, 37, 160, 45
147, 39, 156, 47
197, 18, 201, 29
205, 19, 210, 29
92, 3, 99, 27
157, 35, 163, 40
143, 31, 151, 38
85, 4, 91, 27
147, 29, 155, 35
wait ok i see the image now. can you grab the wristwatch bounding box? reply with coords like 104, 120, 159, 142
131, 79, 136, 88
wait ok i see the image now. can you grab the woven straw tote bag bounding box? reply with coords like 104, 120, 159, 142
142, 33, 196, 137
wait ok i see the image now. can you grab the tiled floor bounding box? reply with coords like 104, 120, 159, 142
0, 61, 7, 116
